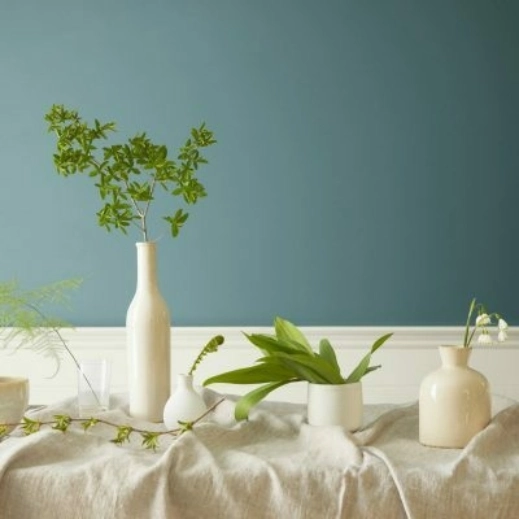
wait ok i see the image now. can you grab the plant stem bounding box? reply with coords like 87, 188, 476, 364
1, 398, 226, 446
121, 177, 148, 241
463, 298, 476, 347
141, 178, 157, 242
25, 303, 102, 408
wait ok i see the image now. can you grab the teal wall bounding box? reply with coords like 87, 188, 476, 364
0, 1, 517, 326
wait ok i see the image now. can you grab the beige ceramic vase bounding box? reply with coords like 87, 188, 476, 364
419, 345, 490, 448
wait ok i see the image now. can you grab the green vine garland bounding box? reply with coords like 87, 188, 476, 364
0, 398, 225, 452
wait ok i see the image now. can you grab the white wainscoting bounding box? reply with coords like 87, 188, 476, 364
1, 326, 518, 406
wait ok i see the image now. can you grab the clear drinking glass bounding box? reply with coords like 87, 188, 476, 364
77, 359, 111, 417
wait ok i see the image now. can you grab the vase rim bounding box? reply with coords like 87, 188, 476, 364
0, 376, 29, 385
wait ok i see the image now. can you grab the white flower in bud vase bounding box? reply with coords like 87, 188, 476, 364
476, 313, 491, 327
461, 298, 506, 348
477, 332, 493, 345
498, 318, 508, 331
497, 330, 508, 343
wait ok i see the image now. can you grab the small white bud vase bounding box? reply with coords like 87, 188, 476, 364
419, 346, 491, 448
127, 242, 171, 422
307, 382, 363, 431
163, 374, 207, 429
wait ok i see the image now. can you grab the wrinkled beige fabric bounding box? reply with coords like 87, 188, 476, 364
0, 392, 516, 519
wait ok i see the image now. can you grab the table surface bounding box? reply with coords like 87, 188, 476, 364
1, 392, 518, 519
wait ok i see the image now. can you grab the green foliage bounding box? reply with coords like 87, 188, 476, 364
188, 335, 225, 376
0, 278, 82, 376
111, 425, 134, 445
204, 317, 393, 420
140, 432, 161, 451
1, 398, 226, 450
21, 417, 41, 435
45, 104, 217, 242
234, 381, 292, 421
177, 420, 194, 433
81, 417, 99, 431
52, 414, 72, 432
344, 332, 391, 383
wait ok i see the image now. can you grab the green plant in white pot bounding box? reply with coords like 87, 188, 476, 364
45, 105, 217, 422
204, 317, 392, 430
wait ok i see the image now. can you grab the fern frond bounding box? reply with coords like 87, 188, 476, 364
188, 335, 225, 376
0, 278, 82, 376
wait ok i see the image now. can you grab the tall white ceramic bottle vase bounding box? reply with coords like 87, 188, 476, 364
419, 345, 491, 448
163, 374, 207, 429
127, 242, 171, 422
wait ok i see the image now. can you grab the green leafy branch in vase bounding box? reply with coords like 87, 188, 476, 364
45, 104, 217, 242
0, 398, 225, 452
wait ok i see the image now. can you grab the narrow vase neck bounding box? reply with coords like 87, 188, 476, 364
439, 345, 471, 368
177, 374, 194, 391
135, 242, 159, 291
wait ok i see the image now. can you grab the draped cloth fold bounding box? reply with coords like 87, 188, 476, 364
0, 391, 517, 519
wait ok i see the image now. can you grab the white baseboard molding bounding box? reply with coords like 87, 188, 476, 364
1, 326, 518, 405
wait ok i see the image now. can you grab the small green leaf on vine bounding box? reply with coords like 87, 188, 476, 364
0, 424, 8, 437
111, 425, 133, 445
81, 418, 99, 431
52, 415, 72, 432
22, 417, 41, 435
141, 432, 160, 451
177, 421, 194, 433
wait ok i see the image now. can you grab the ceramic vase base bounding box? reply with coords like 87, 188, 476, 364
307, 382, 363, 431
420, 420, 491, 449
163, 374, 207, 429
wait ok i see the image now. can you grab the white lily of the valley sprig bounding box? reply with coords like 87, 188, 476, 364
476, 313, 491, 327
477, 331, 493, 345
462, 298, 507, 348
497, 318, 509, 343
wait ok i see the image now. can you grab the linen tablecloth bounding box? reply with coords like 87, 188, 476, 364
0, 391, 518, 519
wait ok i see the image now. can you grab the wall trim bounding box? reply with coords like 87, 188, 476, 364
57, 325, 519, 350
2, 326, 517, 405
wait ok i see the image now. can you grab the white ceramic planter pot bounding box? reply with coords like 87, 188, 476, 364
307, 381, 363, 431
419, 345, 490, 448
0, 377, 29, 433
163, 374, 207, 429
127, 242, 171, 422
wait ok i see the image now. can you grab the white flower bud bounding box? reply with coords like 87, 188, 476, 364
498, 318, 508, 331
476, 314, 491, 327
498, 330, 508, 343
477, 332, 493, 345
